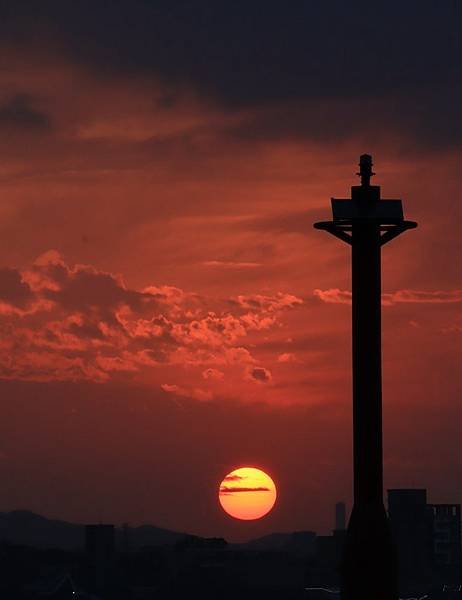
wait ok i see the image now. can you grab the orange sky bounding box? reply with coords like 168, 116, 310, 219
1, 6, 462, 540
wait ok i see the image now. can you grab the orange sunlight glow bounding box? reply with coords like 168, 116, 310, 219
218, 467, 277, 520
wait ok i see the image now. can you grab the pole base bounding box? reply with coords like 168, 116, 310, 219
340, 503, 398, 600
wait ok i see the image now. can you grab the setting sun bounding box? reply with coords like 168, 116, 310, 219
218, 467, 277, 520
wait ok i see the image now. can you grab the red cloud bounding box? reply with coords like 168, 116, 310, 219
234, 293, 303, 312
313, 289, 352, 305
202, 368, 224, 380
223, 474, 245, 482
0, 253, 300, 394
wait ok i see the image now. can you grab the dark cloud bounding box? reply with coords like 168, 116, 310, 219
67, 319, 105, 340
249, 367, 272, 383
0, 268, 33, 307
3, 2, 462, 147
225, 91, 462, 150
44, 267, 142, 315
219, 486, 270, 494
7, 2, 459, 100
0, 95, 51, 133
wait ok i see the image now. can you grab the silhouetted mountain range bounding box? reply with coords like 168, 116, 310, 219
0, 510, 185, 550
0, 510, 317, 555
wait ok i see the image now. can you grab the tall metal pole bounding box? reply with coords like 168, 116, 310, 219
314, 155, 417, 599
352, 221, 383, 507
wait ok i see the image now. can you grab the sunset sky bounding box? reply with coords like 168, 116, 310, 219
1, 2, 462, 541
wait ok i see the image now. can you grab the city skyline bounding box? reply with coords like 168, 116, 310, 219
1, 2, 462, 547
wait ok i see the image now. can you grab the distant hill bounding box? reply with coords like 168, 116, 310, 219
121, 523, 185, 549
0, 510, 318, 555
0, 511, 82, 550
0, 510, 185, 550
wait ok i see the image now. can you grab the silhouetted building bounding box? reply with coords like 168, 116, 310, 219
312, 508, 348, 586
314, 530, 346, 587
335, 502, 346, 531
388, 489, 433, 580
429, 504, 461, 566
85, 524, 115, 591
284, 531, 316, 557
121, 522, 130, 554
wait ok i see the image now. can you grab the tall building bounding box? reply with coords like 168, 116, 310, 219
387, 489, 434, 579
335, 502, 346, 531
428, 504, 461, 566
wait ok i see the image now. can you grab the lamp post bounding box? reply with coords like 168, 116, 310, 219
314, 155, 417, 599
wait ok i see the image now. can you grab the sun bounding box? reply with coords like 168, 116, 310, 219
218, 466, 277, 520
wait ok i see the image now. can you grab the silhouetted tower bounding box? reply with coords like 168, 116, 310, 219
314, 155, 417, 599
335, 502, 346, 531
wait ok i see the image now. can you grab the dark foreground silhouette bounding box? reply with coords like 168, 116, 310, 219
314, 155, 417, 599
0, 508, 461, 599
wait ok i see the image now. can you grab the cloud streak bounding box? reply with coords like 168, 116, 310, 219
223, 475, 244, 482
219, 486, 271, 495
314, 289, 462, 306
202, 261, 262, 269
